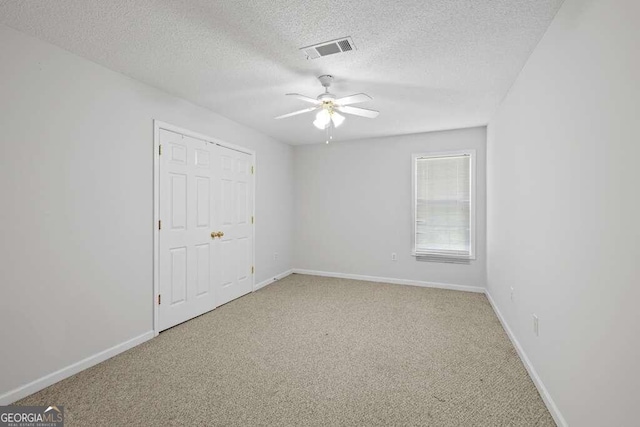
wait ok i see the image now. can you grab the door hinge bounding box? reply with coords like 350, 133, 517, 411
159, 144, 162, 155
158, 220, 162, 230
251, 216, 254, 224
251, 165, 254, 174
251, 266, 254, 274
158, 294, 161, 305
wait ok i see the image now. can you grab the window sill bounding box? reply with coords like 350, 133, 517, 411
412, 252, 474, 264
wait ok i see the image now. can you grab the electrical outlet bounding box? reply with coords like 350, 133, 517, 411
510, 287, 514, 301
273, 252, 279, 261
533, 314, 539, 336
391, 252, 398, 261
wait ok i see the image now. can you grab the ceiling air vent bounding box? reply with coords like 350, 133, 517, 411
300, 37, 356, 60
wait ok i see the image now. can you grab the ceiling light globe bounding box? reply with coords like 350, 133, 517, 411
316, 109, 331, 122
332, 112, 345, 127
313, 118, 328, 129
314, 109, 331, 129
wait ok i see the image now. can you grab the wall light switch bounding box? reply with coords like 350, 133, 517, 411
533, 314, 539, 336
391, 253, 398, 261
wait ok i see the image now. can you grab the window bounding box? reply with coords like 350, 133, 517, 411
412, 150, 475, 260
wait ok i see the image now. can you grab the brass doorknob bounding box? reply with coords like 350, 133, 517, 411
218, 231, 224, 238
210, 231, 225, 239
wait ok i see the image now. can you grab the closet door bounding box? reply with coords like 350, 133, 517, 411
158, 130, 216, 331
214, 146, 254, 306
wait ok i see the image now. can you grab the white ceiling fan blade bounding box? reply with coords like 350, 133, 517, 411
334, 93, 372, 106
274, 106, 318, 119
286, 93, 321, 105
336, 105, 379, 118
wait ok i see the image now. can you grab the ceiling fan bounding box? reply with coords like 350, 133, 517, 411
275, 75, 379, 141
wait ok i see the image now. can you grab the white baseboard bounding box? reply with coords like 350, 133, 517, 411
0, 330, 154, 406
292, 269, 484, 293
484, 291, 567, 427
1, 268, 293, 405
254, 269, 293, 291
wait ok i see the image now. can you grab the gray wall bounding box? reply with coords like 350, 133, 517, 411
0, 25, 293, 399
486, 0, 640, 425
294, 127, 486, 288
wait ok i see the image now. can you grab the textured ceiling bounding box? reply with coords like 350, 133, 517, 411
0, 0, 564, 145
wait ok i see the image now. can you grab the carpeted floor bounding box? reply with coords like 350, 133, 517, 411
16, 274, 555, 426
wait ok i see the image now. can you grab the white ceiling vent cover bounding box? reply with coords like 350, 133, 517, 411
300, 37, 356, 60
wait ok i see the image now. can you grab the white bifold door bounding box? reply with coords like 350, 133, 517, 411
158, 128, 254, 332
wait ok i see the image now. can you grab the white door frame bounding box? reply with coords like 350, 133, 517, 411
153, 120, 256, 336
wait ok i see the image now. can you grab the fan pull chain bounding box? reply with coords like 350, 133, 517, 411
325, 120, 336, 144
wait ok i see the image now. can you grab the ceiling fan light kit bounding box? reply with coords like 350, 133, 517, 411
275, 75, 379, 144
313, 104, 344, 130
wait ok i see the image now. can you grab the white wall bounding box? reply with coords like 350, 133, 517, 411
487, 0, 640, 425
0, 24, 293, 401
294, 127, 486, 289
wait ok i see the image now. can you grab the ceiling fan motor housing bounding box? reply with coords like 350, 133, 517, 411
318, 74, 334, 88
317, 92, 336, 103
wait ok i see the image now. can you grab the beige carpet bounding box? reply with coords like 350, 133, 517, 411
16, 274, 555, 426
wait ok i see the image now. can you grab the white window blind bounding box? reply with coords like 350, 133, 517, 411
413, 152, 475, 259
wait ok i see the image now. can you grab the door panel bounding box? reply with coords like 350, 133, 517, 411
195, 243, 211, 297
169, 247, 187, 304
237, 237, 249, 281
169, 173, 187, 229
196, 177, 210, 227
215, 147, 254, 306
170, 143, 187, 164
221, 180, 234, 225
158, 130, 216, 331
219, 239, 235, 288
237, 182, 248, 223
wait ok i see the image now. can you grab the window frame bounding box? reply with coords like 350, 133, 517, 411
411, 149, 477, 261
